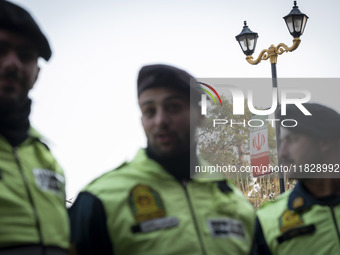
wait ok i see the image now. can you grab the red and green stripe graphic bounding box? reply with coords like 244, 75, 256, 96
198, 82, 223, 106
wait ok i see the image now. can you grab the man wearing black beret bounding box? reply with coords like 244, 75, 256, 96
0, 1, 69, 254
253, 103, 340, 255
69, 64, 256, 255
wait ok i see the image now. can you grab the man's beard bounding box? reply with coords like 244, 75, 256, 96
148, 131, 191, 159
0, 70, 29, 110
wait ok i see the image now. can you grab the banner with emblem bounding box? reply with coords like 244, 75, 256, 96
250, 114, 270, 177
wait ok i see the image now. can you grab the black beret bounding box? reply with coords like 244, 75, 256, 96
137, 64, 201, 103
0, 0, 51, 61
280, 103, 340, 139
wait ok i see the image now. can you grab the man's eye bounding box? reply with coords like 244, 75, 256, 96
143, 108, 155, 117
166, 104, 181, 112
18, 51, 37, 62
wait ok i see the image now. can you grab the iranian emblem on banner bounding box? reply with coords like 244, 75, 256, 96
250, 115, 270, 177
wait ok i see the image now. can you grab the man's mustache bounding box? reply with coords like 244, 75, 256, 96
0, 71, 23, 83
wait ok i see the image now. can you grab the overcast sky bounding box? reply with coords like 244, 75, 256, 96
10, 0, 340, 199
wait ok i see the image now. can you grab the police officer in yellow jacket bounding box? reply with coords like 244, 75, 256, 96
0, 1, 69, 254
253, 103, 340, 255
69, 64, 256, 255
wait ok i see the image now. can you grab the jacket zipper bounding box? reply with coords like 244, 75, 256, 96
330, 206, 340, 244
13, 147, 44, 250
182, 180, 207, 255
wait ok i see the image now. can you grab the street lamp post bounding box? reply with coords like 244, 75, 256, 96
235, 1, 308, 194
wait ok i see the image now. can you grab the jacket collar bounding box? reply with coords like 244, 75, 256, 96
288, 181, 340, 211
132, 149, 227, 183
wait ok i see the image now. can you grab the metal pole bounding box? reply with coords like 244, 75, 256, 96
271, 63, 285, 194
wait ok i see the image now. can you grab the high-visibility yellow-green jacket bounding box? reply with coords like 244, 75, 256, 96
69, 149, 256, 255
0, 128, 69, 253
253, 181, 340, 255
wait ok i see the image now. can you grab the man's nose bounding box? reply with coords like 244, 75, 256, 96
154, 109, 170, 127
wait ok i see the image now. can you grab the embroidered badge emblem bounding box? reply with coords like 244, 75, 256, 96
129, 184, 166, 223
279, 210, 304, 233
